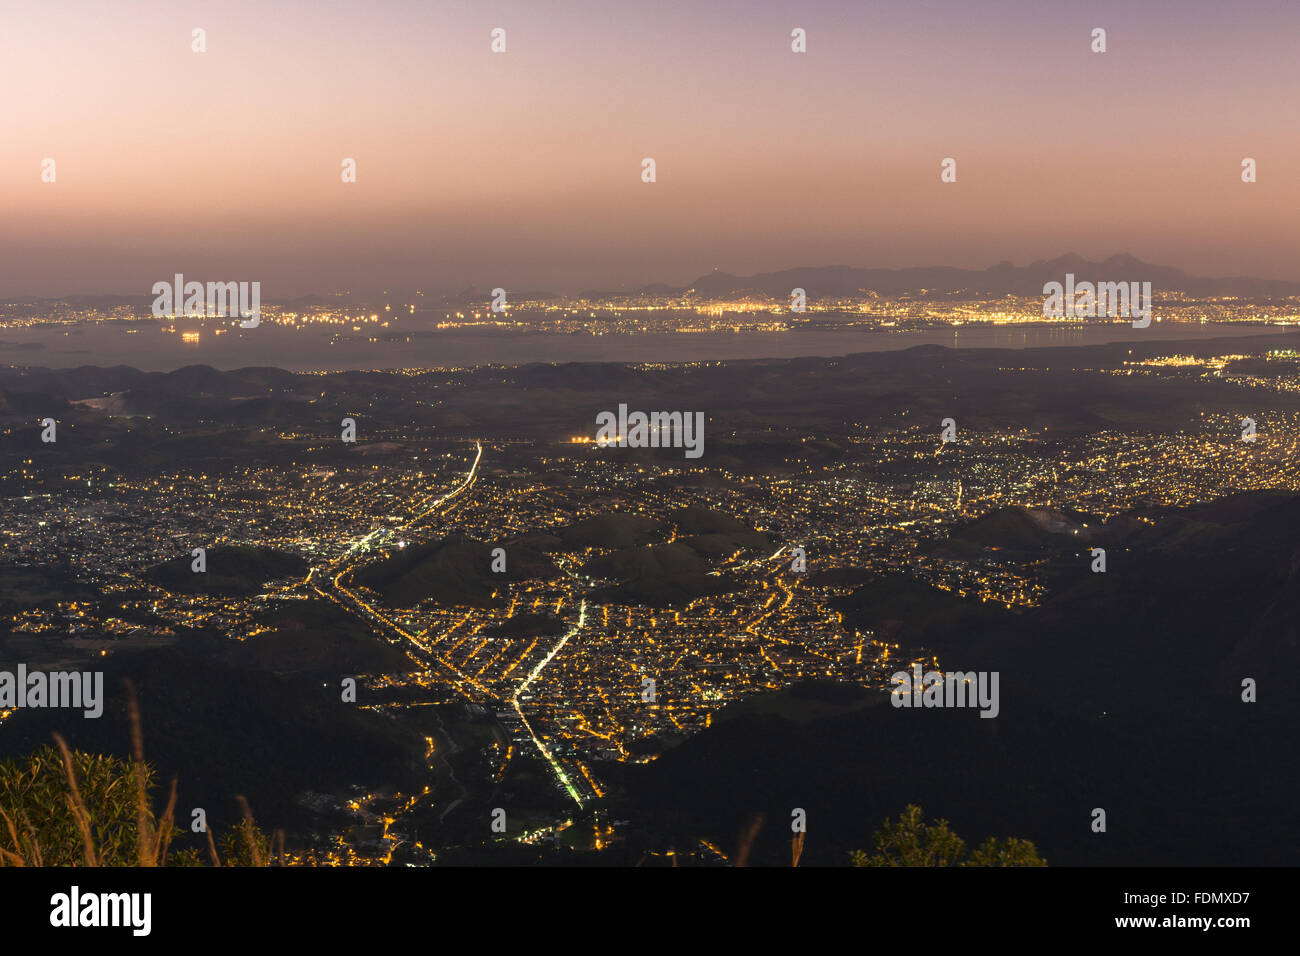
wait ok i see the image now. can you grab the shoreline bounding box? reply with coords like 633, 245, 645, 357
2, 321, 1299, 374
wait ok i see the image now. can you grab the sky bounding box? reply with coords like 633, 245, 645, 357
3, 0, 1300, 297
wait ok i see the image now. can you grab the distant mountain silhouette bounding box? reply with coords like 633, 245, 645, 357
3, 364, 298, 403
17, 253, 1300, 306
154, 364, 300, 397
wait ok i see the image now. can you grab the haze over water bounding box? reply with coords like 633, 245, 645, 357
2, 322, 1294, 373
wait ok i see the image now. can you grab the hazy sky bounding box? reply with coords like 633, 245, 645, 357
3, 0, 1300, 297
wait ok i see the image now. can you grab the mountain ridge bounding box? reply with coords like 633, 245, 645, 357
13, 254, 1300, 305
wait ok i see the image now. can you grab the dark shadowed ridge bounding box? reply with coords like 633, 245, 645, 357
622, 490, 1300, 866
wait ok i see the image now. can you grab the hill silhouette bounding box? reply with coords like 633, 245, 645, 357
351, 535, 558, 608
830, 572, 1013, 651
576, 508, 769, 606
942, 506, 1096, 553
560, 513, 660, 550
147, 546, 307, 597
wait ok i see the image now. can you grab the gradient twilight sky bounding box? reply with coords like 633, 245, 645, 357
3, 0, 1300, 298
